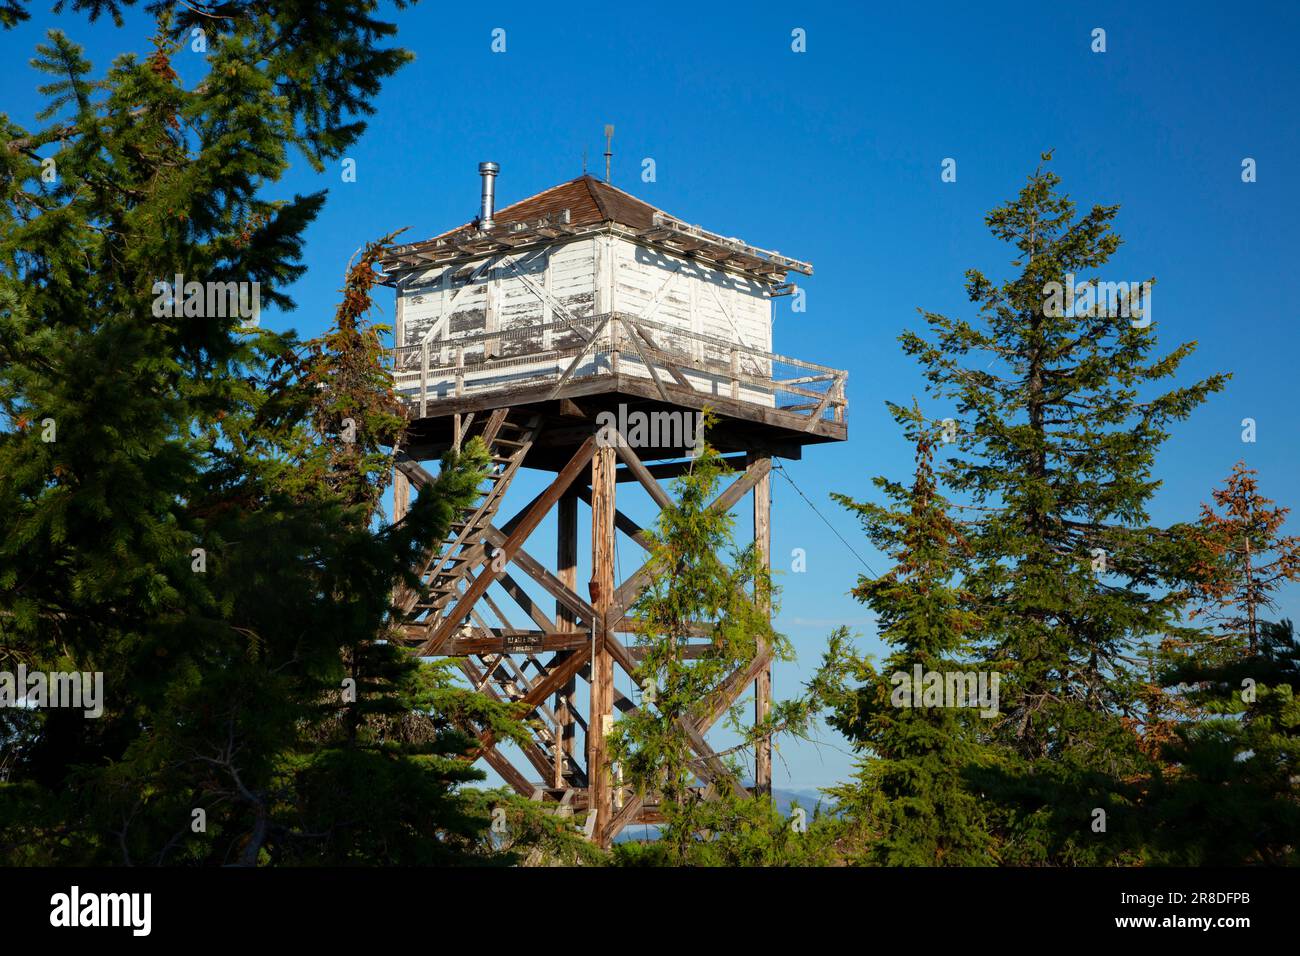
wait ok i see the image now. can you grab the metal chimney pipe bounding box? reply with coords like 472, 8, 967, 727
478, 161, 499, 230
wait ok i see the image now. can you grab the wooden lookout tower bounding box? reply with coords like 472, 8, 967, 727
380, 161, 847, 847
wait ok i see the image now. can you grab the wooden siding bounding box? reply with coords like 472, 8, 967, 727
609, 237, 773, 405
396, 233, 776, 408
399, 238, 598, 351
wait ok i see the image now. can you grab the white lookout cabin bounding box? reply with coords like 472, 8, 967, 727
380, 163, 846, 465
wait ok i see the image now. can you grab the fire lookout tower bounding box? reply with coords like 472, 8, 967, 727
381, 162, 847, 847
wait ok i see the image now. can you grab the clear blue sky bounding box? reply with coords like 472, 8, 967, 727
4, 1, 1298, 790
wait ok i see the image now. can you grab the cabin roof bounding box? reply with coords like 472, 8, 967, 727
381, 174, 813, 281
432, 175, 663, 240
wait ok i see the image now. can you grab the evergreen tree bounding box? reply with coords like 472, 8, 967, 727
0, 6, 536, 865
1185, 462, 1300, 656
1144, 464, 1300, 864
4, 1, 415, 167
1148, 620, 1300, 864
251, 238, 531, 865
826, 417, 994, 865
898, 154, 1228, 863
608, 436, 833, 866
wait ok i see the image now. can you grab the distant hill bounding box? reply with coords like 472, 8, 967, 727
769, 787, 834, 815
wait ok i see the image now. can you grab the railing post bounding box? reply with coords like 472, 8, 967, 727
730, 348, 740, 400
833, 375, 845, 423
609, 314, 620, 377
419, 341, 429, 418
455, 346, 465, 397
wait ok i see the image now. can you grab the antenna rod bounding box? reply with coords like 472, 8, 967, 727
603, 124, 614, 183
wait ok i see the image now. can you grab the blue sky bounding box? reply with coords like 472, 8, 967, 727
3, 1, 1298, 790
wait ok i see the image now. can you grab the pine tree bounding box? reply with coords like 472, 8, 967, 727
260, 237, 534, 865
1143, 464, 1300, 864
898, 154, 1228, 863
1147, 619, 1300, 864
826, 416, 994, 865
0, 8, 533, 865
608, 436, 833, 865
1185, 462, 1300, 655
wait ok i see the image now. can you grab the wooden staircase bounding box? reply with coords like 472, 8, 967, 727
394, 409, 590, 792
468, 650, 588, 790
396, 408, 541, 637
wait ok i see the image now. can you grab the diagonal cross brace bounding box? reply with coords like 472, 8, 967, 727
418, 437, 598, 655
604, 455, 772, 631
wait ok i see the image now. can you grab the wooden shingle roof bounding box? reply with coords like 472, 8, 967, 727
383, 174, 812, 279
429, 174, 662, 241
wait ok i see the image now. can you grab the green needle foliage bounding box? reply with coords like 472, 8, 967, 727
0, 4, 539, 865
826, 415, 995, 865
4, 1, 415, 167
1144, 464, 1300, 864
609, 433, 836, 866
886, 154, 1228, 863
1148, 619, 1300, 865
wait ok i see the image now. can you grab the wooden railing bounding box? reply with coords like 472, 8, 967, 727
391, 312, 847, 429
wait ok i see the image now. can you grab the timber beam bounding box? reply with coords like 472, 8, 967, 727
398, 412, 780, 845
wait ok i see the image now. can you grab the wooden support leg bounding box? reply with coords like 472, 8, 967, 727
391, 468, 412, 607
555, 490, 579, 789
589, 444, 616, 846
751, 452, 772, 797
393, 467, 410, 524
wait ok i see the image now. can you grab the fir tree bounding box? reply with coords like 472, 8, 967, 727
826, 415, 994, 865
1144, 464, 1300, 864
0, 8, 535, 865
1148, 620, 1300, 864
260, 237, 530, 865
608, 435, 832, 865
899, 154, 1228, 863
1185, 462, 1300, 656
4, 1, 415, 167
